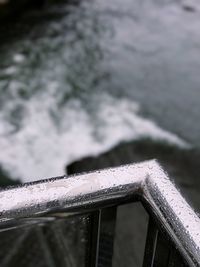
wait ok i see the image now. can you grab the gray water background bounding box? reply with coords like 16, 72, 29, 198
0, 0, 200, 181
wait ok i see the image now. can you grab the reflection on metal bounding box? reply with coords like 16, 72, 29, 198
0, 160, 199, 266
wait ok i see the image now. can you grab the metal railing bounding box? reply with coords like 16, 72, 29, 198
0, 160, 199, 266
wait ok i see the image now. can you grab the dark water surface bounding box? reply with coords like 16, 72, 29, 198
0, 0, 200, 182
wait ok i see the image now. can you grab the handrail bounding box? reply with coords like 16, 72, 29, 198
0, 160, 199, 266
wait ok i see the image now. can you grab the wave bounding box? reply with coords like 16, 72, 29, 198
0, 0, 196, 182
0, 92, 189, 182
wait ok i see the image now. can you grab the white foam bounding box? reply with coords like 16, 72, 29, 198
0, 0, 194, 182
0, 92, 189, 182
4, 66, 18, 76
13, 54, 25, 64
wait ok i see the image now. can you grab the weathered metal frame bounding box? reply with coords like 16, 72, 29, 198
0, 160, 199, 266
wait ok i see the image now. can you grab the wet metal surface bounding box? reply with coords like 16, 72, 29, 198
0, 160, 199, 266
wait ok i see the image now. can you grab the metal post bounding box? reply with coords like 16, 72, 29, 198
86, 207, 117, 267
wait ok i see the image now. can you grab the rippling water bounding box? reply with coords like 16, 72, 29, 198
0, 0, 199, 181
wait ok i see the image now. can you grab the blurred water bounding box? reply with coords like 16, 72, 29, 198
0, 0, 199, 181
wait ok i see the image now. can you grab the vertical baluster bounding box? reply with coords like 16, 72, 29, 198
143, 217, 189, 267
143, 218, 159, 267
143, 218, 171, 267
86, 207, 117, 267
